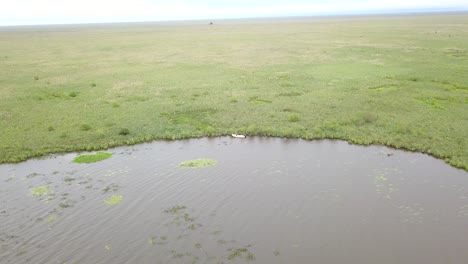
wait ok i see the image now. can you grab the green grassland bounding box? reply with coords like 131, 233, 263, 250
0, 14, 467, 169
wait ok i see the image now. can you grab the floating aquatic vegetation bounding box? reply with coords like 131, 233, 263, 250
164, 205, 187, 214
31, 185, 55, 203
31, 186, 51, 197
179, 158, 217, 168
73, 152, 112, 163
59, 199, 76, 208
157, 206, 261, 262
102, 183, 120, 194
147, 237, 156, 245
46, 215, 57, 223
217, 239, 235, 245
188, 223, 201, 230
5, 176, 15, 182
375, 175, 388, 181
183, 213, 194, 222
227, 246, 255, 261
169, 250, 192, 259
373, 169, 399, 199
59, 203, 71, 209
104, 195, 123, 205
148, 236, 168, 245
246, 252, 255, 261
164, 205, 201, 230
398, 204, 425, 223
211, 230, 222, 236
26, 172, 41, 179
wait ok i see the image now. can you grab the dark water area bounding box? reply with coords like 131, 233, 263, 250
0, 137, 467, 264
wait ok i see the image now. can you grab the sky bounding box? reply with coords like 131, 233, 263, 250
1, 0, 467, 26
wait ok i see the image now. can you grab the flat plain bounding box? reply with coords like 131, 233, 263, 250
0, 13, 466, 168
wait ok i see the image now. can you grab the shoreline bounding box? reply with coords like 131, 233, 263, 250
2, 135, 466, 171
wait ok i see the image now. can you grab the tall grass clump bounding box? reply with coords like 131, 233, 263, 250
288, 114, 300, 122
119, 128, 130, 135
80, 124, 92, 131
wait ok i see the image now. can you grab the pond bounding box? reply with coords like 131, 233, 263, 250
0, 137, 467, 263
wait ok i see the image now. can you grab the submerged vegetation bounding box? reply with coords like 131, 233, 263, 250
159, 205, 258, 262
73, 152, 112, 163
0, 14, 467, 169
179, 158, 217, 168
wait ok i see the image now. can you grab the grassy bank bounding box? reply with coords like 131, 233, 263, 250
0, 14, 467, 169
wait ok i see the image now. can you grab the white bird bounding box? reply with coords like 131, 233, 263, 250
231, 134, 246, 138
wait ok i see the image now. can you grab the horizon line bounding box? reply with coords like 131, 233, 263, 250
1, 8, 467, 28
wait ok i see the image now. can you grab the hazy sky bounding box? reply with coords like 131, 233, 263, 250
1, 0, 467, 26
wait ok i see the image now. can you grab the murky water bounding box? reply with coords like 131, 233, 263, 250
1, 137, 467, 264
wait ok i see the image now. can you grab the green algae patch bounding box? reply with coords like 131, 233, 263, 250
46, 215, 57, 223
31, 186, 51, 197
179, 158, 217, 169
104, 195, 123, 205
73, 152, 112, 163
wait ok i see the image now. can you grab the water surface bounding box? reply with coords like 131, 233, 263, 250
0, 137, 467, 263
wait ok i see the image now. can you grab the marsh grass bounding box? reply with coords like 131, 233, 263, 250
249, 96, 272, 105
417, 98, 446, 110
288, 114, 300, 122
118, 128, 130, 135
80, 124, 92, 131
73, 151, 112, 163
278, 92, 302, 97
282, 108, 298, 113
0, 14, 467, 169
